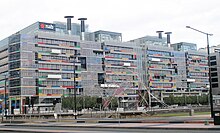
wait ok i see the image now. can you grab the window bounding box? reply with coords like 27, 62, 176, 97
9, 79, 20, 87
9, 43, 20, 52
210, 56, 216, 60
211, 68, 217, 71
9, 52, 20, 61
9, 61, 20, 69
211, 72, 218, 77
9, 70, 20, 78
211, 78, 218, 83
9, 34, 20, 44
212, 83, 218, 88
211, 61, 217, 66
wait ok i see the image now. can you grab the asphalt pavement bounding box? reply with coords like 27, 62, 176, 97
1, 114, 220, 131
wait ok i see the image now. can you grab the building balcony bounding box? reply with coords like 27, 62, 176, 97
190, 87, 208, 90
38, 85, 82, 89
149, 80, 176, 83
105, 71, 137, 76
105, 63, 137, 68
106, 80, 138, 83
148, 54, 173, 59
105, 57, 137, 62
38, 68, 81, 73
149, 67, 174, 71
37, 42, 80, 50
37, 60, 81, 66
109, 49, 136, 55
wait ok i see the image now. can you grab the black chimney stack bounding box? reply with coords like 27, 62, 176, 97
165, 32, 172, 44
156, 31, 164, 39
64, 16, 74, 35
78, 18, 87, 40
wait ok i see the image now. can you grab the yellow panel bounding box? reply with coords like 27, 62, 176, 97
39, 94, 47, 96
38, 54, 42, 59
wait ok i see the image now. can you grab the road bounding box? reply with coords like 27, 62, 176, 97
0, 126, 219, 133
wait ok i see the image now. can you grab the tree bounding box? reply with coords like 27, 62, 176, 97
164, 95, 209, 105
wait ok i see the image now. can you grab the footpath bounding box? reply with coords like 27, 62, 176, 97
1, 114, 220, 130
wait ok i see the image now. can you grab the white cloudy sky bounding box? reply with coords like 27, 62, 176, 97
0, 0, 220, 48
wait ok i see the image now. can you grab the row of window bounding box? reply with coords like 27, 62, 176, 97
105, 53, 134, 59
38, 72, 78, 78
147, 50, 171, 57
9, 79, 20, 87
188, 84, 207, 88
149, 70, 172, 76
150, 83, 173, 88
38, 64, 74, 70
40, 89, 63, 94
40, 55, 69, 61
40, 81, 80, 86
9, 52, 20, 61
37, 46, 75, 54
9, 43, 20, 52
188, 66, 208, 71
105, 45, 133, 52
105, 60, 135, 66
188, 72, 208, 76
148, 57, 171, 63
188, 55, 207, 60
105, 67, 135, 74
9, 61, 20, 69
37, 38, 78, 47
151, 76, 172, 80
106, 75, 137, 81
10, 88, 21, 96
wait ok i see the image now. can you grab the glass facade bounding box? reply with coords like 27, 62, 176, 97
171, 42, 197, 52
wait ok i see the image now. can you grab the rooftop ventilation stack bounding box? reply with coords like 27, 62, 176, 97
156, 31, 164, 39
78, 18, 87, 41
64, 16, 74, 35
165, 32, 172, 47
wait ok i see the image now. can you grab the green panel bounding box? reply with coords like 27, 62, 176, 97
39, 89, 42, 93
11, 97, 16, 100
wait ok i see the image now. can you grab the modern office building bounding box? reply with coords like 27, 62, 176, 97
0, 19, 211, 113
0, 22, 82, 114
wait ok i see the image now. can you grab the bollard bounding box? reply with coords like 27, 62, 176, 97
189, 109, 194, 116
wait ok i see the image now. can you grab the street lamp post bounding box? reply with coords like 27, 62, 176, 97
4, 75, 7, 118
69, 53, 79, 119
186, 26, 214, 118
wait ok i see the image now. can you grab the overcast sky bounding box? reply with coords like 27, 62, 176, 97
0, 0, 219, 48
